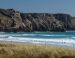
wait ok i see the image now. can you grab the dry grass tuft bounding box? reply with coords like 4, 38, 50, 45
0, 43, 75, 58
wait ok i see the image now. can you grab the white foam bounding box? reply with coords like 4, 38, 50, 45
23, 34, 37, 36
23, 34, 66, 37
0, 35, 8, 38
31, 42, 41, 44
8, 36, 14, 39
41, 35, 66, 36
4, 37, 75, 46
72, 37, 75, 39
0, 37, 75, 47
7, 37, 75, 44
7, 36, 74, 42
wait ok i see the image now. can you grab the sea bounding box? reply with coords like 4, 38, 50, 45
0, 32, 75, 48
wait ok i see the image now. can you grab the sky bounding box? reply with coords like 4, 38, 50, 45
0, 0, 75, 16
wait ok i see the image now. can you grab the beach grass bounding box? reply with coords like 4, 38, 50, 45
0, 43, 75, 58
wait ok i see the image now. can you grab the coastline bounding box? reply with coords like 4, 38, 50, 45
0, 40, 75, 49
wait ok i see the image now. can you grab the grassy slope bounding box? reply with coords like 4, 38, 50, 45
0, 43, 75, 58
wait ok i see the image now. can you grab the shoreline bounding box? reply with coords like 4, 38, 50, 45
0, 40, 75, 49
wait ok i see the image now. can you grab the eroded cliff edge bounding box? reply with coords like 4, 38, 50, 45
0, 9, 74, 32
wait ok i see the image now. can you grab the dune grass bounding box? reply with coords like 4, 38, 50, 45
0, 43, 75, 58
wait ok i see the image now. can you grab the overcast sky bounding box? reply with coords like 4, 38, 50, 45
0, 0, 75, 16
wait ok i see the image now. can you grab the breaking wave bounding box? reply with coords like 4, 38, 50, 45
0, 32, 75, 47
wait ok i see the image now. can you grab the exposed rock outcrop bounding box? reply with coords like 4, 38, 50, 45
0, 8, 74, 32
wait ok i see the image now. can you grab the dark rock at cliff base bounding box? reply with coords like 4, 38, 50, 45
0, 8, 74, 32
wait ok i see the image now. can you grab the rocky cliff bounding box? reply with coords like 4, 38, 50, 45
0, 8, 74, 32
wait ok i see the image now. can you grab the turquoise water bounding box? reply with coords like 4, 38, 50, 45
0, 32, 75, 47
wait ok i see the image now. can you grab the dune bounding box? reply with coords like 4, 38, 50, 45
0, 41, 75, 58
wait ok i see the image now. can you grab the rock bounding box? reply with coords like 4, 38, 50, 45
71, 17, 75, 30
0, 8, 74, 32
20, 13, 66, 32
53, 13, 72, 30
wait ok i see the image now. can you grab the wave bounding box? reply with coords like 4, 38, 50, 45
0, 32, 75, 47
72, 37, 75, 39
3, 36, 74, 47
1, 35, 75, 43
40, 34, 67, 36
8, 36, 15, 39
23, 34, 67, 36
0, 34, 68, 39
0, 35, 8, 38
23, 34, 37, 36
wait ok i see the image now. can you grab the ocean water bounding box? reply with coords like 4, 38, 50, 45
0, 32, 75, 48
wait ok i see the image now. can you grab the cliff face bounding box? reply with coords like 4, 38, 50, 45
0, 8, 74, 32
71, 17, 75, 30
53, 14, 72, 30
20, 13, 66, 32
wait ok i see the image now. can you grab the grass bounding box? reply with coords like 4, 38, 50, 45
0, 43, 75, 58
